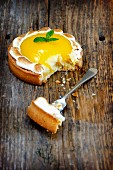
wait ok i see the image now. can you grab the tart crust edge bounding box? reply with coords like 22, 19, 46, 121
8, 44, 44, 85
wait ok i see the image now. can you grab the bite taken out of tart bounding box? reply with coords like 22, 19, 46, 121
8, 27, 83, 85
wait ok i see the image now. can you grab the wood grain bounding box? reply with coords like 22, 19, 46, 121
0, 0, 113, 170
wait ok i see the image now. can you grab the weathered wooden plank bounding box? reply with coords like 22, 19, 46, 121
49, 1, 113, 169
0, 0, 49, 169
0, 0, 113, 170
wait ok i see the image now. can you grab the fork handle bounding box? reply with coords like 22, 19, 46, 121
63, 68, 98, 99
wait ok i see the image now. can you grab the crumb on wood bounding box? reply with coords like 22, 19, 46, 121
92, 93, 96, 96
62, 77, 66, 84
66, 78, 71, 82
72, 92, 78, 97
56, 80, 61, 84
61, 84, 64, 87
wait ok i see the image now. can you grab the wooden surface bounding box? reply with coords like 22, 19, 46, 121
0, 0, 113, 169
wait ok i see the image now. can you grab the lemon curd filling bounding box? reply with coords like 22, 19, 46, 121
20, 33, 72, 69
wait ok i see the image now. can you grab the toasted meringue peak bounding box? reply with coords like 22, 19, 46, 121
34, 64, 44, 73
11, 47, 21, 57
54, 29, 63, 33
38, 27, 50, 32
13, 37, 23, 48
63, 33, 75, 40
18, 57, 32, 65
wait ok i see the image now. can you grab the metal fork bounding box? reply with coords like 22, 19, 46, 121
52, 68, 98, 111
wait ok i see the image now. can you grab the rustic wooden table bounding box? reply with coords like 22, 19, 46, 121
0, 0, 113, 169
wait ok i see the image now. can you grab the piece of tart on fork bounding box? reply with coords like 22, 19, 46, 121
27, 97, 65, 134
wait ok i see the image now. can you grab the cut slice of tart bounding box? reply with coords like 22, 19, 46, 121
8, 27, 83, 85
28, 97, 65, 133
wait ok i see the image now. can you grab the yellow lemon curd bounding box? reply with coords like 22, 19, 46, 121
20, 33, 72, 69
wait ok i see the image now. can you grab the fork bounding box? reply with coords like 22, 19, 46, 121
52, 68, 98, 111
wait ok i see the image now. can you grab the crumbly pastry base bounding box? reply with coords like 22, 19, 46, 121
8, 27, 83, 85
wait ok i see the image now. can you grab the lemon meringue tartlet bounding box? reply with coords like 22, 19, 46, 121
8, 27, 83, 85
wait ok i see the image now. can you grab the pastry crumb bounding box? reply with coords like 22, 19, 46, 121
92, 93, 96, 96
66, 78, 71, 82
72, 92, 78, 97
62, 77, 66, 84
61, 84, 64, 87
56, 80, 61, 84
